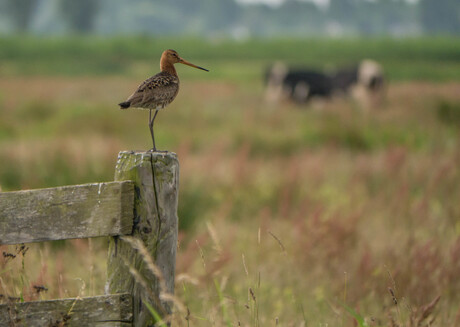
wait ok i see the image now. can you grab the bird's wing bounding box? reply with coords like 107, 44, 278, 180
127, 73, 179, 109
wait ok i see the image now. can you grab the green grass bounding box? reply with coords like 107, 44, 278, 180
1, 36, 460, 81
0, 36, 460, 326
437, 99, 460, 125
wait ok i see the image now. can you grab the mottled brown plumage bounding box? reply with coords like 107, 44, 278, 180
119, 49, 208, 151
121, 71, 179, 110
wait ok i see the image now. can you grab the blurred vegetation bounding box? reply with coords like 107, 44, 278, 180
0, 0, 459, 36
437, 100, 460, 126
0, 37, 459, 326
58, 0, 101, 33
0, 0, 37, 33
1, 37, 460, 81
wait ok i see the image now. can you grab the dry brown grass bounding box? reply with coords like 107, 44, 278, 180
1, 76, 459, 326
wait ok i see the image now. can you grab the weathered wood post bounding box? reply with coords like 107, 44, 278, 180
106, 151, 179, 326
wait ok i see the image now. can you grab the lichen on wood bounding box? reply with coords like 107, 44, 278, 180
0, 181, 134, 245
106, 151, 179, 326
0, 294, 132, 327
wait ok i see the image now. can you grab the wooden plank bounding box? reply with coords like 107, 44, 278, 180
0, 181, 134, 245
107, 151, 179, 326
0, 293, 132, 327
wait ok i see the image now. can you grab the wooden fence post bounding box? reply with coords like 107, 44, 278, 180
106, 151, 179, 326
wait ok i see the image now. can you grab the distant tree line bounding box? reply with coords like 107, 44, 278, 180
0, 0, 458, 36
0, 0, 100, 34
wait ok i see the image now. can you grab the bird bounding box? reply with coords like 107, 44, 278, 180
119, 49, 208, 151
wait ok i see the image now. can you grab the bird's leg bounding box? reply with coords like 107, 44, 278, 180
148, 109, 155, 151
148, 109, 159, 151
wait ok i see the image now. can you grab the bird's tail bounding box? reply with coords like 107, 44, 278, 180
118, 101, 131, 109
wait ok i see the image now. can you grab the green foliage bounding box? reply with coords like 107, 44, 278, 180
0, 35, 459, 326
178, 187, 216, 231
214, 279, 233, 327
1, 0, 458, 36
0, 0, 38, 32
58, 0, 101, 34
0, 37, 460, 81
437, 100, 460, 126
339, 301, 369, 327
144, 301, 167, 326
419, 0, 460, 35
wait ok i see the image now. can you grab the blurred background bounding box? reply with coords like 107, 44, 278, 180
1, 0, 460, 326
1, 0, 460, 37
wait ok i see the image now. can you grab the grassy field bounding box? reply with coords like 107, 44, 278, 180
1, 36, 460, 81
1, 37, 460, 326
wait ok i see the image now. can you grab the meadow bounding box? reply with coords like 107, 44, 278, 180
1, 37, 460, 326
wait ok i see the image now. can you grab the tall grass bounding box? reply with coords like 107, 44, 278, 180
0, 37, 459, 325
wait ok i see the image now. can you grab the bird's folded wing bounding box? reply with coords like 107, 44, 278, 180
127, 73, 179, 109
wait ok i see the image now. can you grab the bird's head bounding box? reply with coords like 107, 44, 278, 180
162, 49, 209, 72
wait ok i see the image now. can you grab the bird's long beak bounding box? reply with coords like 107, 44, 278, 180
179, 58, 209, 72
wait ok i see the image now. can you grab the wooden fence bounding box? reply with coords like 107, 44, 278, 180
0, 151, 179, 327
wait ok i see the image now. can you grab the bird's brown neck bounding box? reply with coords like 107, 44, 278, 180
160, 60, 177, 76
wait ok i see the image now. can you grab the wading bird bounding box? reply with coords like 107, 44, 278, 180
119, 49, 208, 151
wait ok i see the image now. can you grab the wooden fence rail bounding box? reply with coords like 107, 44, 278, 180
0, 181, 134, 245
0, 294, 133, 327
0, 151, 179, 327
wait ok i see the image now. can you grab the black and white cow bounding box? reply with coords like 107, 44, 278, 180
264, 60, 385, 106
264, 62, 332, 104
